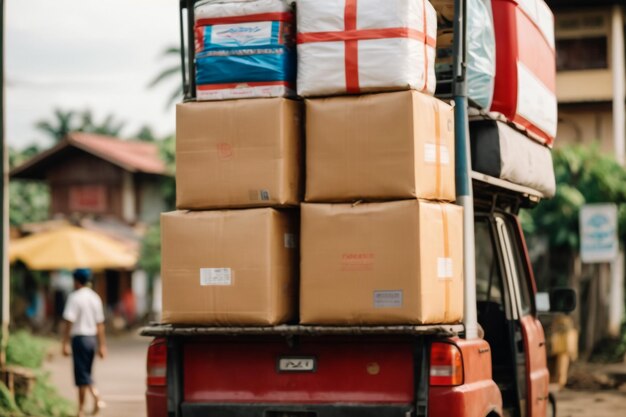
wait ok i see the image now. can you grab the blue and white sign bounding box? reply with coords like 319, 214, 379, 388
580, 204, 619, 264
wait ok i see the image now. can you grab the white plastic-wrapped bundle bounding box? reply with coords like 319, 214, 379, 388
297, 0, 437, 97
470, 120, 556, 197
195, 0, 291, 19
433, 0, 496, 110
194, 0, 296, 100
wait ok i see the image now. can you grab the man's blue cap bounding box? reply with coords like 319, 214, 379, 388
73, 268, 92, 284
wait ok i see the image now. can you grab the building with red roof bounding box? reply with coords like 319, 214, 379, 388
11, 132, 170, 224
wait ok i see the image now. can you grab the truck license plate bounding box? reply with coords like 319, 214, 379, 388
277, 356, 316, 373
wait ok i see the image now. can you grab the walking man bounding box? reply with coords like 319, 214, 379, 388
62, 269, 107, 417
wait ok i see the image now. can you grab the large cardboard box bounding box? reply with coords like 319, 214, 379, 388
161, 209, 298, 325
176, 99, 302, 209
306, 91, 455, 203
301, 200, 463, 325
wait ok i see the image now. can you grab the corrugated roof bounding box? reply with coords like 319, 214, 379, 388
11, 132, 168, 179
68, 132, 166, 174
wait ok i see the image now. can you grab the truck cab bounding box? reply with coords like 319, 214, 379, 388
143, 173, 576, 417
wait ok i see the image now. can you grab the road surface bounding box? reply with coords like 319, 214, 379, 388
45, 333, 149, 417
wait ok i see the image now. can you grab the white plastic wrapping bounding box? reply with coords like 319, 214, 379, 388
471, 120, 556, 197
466, 0, 496, 109
498, 123, 555, 197
433, 0, 495, 109
195, 0, 291, 20
297, 0, 437, 97
194, 0, 296, 100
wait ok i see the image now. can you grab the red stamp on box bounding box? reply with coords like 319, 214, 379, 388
340, 252, 375, 271
217, 143, 234, 160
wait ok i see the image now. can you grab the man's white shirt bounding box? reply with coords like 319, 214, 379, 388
63, 287, 105, 337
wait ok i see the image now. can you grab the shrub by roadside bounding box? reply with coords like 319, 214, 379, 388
0, 331, 75, 417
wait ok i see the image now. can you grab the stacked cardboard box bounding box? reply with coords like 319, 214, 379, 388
297, 0, 464, 325
162, 98, 302, 325
161, 0, 465, 327
160, 0, 302, 326
162, 0, 304, 325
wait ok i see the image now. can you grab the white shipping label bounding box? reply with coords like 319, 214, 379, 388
374, 290, 403, 308
424, 144, 450, 165
211, 22, 273, 47
259, 189, 271, 201
437, 258, 454, 280
284, 233, 296, 249
200, 268, 232, 286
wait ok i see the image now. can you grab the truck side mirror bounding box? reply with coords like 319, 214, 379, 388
536, 288, 577, 314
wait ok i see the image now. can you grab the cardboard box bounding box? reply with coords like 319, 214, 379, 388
306, 91, 455, 203
176, 99, 302, 209
161, 209, 298, 325
300, 200, 463, 325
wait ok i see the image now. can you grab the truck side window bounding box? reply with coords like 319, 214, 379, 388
495, 216, 533, 317
505, 220, 533, 316
475, 219, 503, 306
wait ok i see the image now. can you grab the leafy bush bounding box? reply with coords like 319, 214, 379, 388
0, 383, 22, 417
522, 143, 626, 248
0, 331, 76, 417
6, 331, 50, 370
16, 374, 75, 417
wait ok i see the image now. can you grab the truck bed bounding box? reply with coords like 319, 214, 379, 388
140, 323, 465, 338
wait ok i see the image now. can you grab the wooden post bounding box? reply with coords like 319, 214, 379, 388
0, 0, 9, 368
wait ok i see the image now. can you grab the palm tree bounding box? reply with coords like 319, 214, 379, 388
35, 109, 76, 143
36, 109, 126, 143
149, 46, 185, 109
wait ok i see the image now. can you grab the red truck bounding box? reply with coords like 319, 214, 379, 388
142, 172, 576, 417
142, 1, 575, 417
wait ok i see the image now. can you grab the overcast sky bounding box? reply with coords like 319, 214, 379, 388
6, 0, 180, 150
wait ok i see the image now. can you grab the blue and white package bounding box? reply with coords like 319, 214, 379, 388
194, 0, 295, 101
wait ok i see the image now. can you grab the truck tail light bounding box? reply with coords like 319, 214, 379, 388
430, 342, 464, 387
147, 338, 167, 387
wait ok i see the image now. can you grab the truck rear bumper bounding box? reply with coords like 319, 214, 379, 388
181, 403, 413, 417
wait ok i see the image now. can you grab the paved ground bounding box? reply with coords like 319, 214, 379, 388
557, 389, 626, 417
45, 333, 149, 417
555, 361, 626, 417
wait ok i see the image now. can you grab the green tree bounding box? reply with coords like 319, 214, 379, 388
35, 109, 75, 143
522, 144, 626, 249
158, 134, 176, 210
149, 46, 184, 108
9, 147, 50, 226
134, 125, 158, 143
35, 109, 126, 143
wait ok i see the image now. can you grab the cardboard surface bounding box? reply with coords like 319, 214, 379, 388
300, 200, 464, 325
161, 209, 298, 325
305, 91, 455, 203
176, 99, 302, 209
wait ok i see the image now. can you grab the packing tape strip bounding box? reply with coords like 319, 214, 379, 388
344, 0, 360, 94
441, 203, 451, 323
422, 0, 429, 93
433, 101, 442, 198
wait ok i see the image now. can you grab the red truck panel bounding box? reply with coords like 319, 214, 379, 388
146, 386, 167, 417
430, 338, 503, 417
183, 336, 415, 404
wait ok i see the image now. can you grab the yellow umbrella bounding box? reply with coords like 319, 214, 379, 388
9, 226, 137, 271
